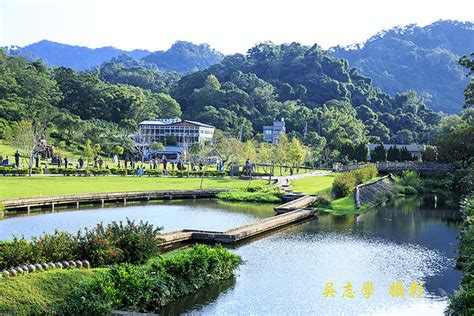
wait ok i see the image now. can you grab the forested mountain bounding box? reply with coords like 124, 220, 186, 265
332, 20, 474, 114
6, 40, 150, 71
98, 55, 181, 94
5, 40, 224, 73
172, 42, 440, 148
142, 41, 224, 73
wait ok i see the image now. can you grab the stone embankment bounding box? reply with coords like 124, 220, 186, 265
355, 175, 395, 209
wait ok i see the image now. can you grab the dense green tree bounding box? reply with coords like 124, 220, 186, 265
371, 144, 387, 162
459, 52, 474, 108
387, 146, 401, 161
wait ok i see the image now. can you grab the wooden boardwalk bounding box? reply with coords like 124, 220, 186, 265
2, 189, 226, 212
160, 208, 317, 246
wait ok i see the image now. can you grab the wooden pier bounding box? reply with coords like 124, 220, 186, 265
159, 208, 317, 246
1, 189, 226, 213
274, 195, 317, 214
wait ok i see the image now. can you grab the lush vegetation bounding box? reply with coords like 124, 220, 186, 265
7, 40, 223, 73
332, 165, 378, 198
142, 41, 224, 73
58, 244, 240, 315
6, 40, 150, 71
0, 177, 265, 200
217, 186, 282, 203
0, 268, 102, 315
0, 219, 162, 269
447, 194, 474, 315
173, 42, 440, 151
333, 20, 474, 114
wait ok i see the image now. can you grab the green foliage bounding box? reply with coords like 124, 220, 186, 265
447, 194, 474, 315
436, 111, 474, 168
0, 219, 162, 270
332, 173, 356, 198
332, 165, 378, 198
173, 42, 439, 145
333, 21, 474, 114
371, 144, 387, 162
397, 185, 418, 195
398, 170, 422, 190
316, 191, 333, 208
143, 41, 224, 73
387, 146, 401, 161
217, 187, 282, 203
58, 245, 241, 315
459, 52, 474, 109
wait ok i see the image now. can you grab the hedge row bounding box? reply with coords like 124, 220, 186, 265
58, 244, 241, 315
0, 219, 162, 270
332, 165, 378, 198
0, 166, 230, 177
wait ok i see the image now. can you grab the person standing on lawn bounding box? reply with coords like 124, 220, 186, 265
14, 150, 20, 168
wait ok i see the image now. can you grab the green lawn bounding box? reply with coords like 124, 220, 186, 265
290, 174, 336, 194
0, 177, 266, 200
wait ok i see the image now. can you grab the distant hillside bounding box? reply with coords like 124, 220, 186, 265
6, 40, 150, 71
5, 40, 225, 73
142, 41, 225, 73
332, 20, 474, 114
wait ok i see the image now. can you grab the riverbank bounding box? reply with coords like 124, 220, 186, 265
0, 245, 240, 315
0, 177, 266, 200
447, 193, 474, 315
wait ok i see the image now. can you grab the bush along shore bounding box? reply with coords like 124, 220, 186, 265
0, 220, 242, 315
217, 186, 283, 203
446, 193, 474, 315
315, 165, 379, 215
0, 219, 162, 270
58, 245, 241, 315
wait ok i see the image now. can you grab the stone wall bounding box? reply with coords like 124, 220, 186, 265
355, 175, 395, 208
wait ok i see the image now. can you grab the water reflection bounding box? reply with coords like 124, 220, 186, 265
0, 200, 276, 240
165, 195, 462, 315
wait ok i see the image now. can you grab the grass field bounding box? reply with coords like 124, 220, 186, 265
290, 174, 336, 195
0, 177, 266, 200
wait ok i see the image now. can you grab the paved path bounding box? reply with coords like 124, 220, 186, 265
273, 170, 333, 190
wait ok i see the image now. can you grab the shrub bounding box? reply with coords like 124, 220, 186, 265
0, 237, 35, 269
0, 219, 163, 270
217, 187, 282, 203
398, 186, 418, 195
59, 245, 241, 315
31, 230, 78, 263
398, 170, 422, 189
316, 191, 333, 208
332, 173, 356, 198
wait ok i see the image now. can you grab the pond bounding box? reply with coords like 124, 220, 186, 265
0, 195, 462, 315
0, 200, 276, 240
161, 195, 462, 315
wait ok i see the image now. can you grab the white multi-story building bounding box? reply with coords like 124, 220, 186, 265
263, 118, 286, 144
138, 119, 215, 159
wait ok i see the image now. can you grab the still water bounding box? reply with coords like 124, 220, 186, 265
0, 200, 276, 240
0, 196, 462, 315
163, 195, 462, 316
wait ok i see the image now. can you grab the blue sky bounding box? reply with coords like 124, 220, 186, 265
1, 0, 473, 54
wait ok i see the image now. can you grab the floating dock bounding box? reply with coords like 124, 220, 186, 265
160, 207, 317, 246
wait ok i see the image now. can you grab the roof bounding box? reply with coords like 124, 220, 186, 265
139, 119, 214, 128
367, 144, 426, 152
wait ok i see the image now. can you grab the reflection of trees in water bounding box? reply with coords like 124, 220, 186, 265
159, 276, 236, 315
